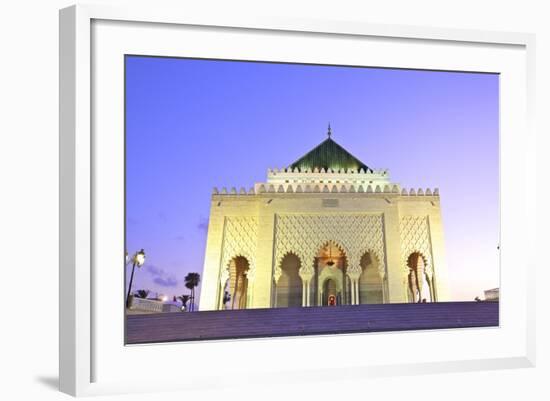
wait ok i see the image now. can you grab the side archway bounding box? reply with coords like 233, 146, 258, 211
275, 253, 303, 307
407, 252, 432, 303
358, 252, 384, 304
220, 256, 250, 310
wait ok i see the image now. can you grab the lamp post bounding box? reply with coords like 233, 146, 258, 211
126, 249, 146, 308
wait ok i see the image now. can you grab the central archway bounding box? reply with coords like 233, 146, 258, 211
315, 241, 348, 306
323, 279, 337, 306
275, 253, 302, 307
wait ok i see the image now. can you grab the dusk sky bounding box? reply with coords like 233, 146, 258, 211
125, 56, 499, 305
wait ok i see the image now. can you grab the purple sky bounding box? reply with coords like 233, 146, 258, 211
125, 56, 499, 304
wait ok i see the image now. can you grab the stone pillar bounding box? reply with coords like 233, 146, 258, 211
252, 209, 276, 308
305, 279, 311, 307
383, 206, 408, 303
428, 208, 451, 301
299, 273, 313, 307
347, 271, 361, 305
246, 270, 255, 308
348, 266, 362, 305
198, 201, 226, 311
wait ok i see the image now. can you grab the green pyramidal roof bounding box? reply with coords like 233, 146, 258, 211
289, 131, 372, 172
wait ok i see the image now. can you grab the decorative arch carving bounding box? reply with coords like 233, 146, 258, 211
399, 216, 434, 277
357, 248, 386, 279
315, 239, 349, 261
313, 239, 351, 277
273, 251, 306, 283
274, 214, 385, 279
220, 216, 258, 283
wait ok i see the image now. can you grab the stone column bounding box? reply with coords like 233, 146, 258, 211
347, 270, 361, 305
305, 279, 311, 307
246, 270, 255, 308
384, 205, 408, 303
299, 272, 313, 307
198, 201, 226, 311
252, 209, 276, 308
272, 277, 278, 308
428, 207, 451, 301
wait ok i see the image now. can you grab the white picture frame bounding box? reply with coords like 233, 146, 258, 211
59, 4, 536, 397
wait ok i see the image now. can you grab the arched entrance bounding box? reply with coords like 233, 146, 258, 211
275, 253, 302, 307
359, 252, 383, 304
315, 242, 348, 306
323, 279, 338, 306
407, 252, 432, 303
222, 256, 250, 310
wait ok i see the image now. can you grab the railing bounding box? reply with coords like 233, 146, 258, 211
128, 297, 164, 313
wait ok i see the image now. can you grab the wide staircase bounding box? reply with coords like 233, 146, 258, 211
126, 301, 499, 344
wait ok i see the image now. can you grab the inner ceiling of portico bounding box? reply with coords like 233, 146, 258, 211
316, 242, 347, 268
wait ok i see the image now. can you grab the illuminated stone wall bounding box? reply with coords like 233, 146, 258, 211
199, 169, 450, 311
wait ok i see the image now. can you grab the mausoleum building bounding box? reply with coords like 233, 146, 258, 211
199, 127, 450, 310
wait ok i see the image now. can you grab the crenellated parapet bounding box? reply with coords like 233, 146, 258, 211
266, 166, 391, 187
212, 184, 440, 197
268, 167, 389, 175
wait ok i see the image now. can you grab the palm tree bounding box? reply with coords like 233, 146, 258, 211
176, 294, 190, 311
134, 289, 150, 299
184, 273, 201, 311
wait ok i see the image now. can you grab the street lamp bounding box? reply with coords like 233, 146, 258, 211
125, 249, 146, 308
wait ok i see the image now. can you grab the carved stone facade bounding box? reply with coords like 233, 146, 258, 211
274, 214, 385, 281
400, 216, 434, 277
199, 133, 450, 310
220, 216, 258, 284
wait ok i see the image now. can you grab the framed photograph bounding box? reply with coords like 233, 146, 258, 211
59, 4, 536, 397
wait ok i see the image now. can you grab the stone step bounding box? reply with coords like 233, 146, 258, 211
126, 301, 499, 344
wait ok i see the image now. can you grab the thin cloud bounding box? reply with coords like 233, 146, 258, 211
146, 264, 178, 287
157, 211, 168, 223
197, 217, 209, 232
153, 276, 178, 287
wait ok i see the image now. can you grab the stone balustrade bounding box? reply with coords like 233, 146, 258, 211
128, 297, 164, 313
